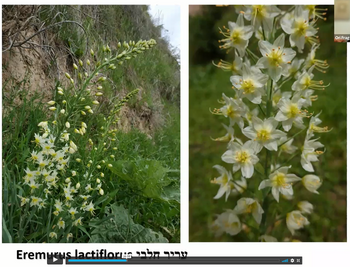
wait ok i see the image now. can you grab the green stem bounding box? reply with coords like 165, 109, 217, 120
278, 127, 306, 148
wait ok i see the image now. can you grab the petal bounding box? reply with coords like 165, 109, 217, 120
222, 150, 236, 163
265, 141, 278, 151
258, 179, 271, 190
241, 162, 254, 178
275, 111, 288, 121
271, 187, 280, 202
258, 40, 273, 56
214, 186, 227, 199
242, 127, 257, 140
273, 33, 285, 48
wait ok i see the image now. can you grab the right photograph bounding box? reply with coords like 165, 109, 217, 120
189, 5, 347, 242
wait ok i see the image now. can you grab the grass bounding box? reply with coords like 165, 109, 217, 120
189, 6, 346, 242
2, 5, 180, 243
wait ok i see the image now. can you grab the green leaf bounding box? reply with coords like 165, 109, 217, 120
2, 218, 12, 243
89, 204, 168, 243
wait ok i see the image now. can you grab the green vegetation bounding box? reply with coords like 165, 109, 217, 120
2, 5, 180, 243
189, 5, 346, 242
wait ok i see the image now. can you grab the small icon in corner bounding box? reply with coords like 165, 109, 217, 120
47, 255, 63, 265
282, 259, 288, 263
291, 258, 295, 263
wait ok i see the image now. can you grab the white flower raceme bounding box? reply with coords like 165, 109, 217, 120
211, 165, 234, 201
212, 210, 242, 236
230, 63, 268, 104
259, 235, 278, 242
301, 138, 324, 172
219, 13, 254, 57
217, 94, 247, 129
302, 174, 322, 194
221, 140, 259, 178
280, 6, 317, 52
286, 210, 310, 235
243, 5, 281, 32
258, 166, 301, 202
298, 201, 314, 214
242, 117, 286, 151
275, 95, 307, 131
233, 198, 264, 224
292, 66, 327, 94
278, 137, 297, 154
257, 33, 296, 82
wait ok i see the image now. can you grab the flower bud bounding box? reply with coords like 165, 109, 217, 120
58, 91, 64, 95
79, 59, 83, 67
108, 164, 112, 168
298, 201, 314, 214
76, 158, 81, 163
97, 165, 101, 169
74, 129, 80, 134
89, 160, 93, 164
113, 147, 117, 150
96, 92, 103, 96
85, 106, 91, 110
49, 107, 56, 111
100, 173, 104, 177
62, 100, 67, 104
102, 160, 105, 164
92, 100, 99, 105
90, 49, 94, 56
47, 101, 55, 105
73, 63, 78, 70
65, 122, 70, 128
97, 77, 106, 82
81, 122, 87, 128
96, 178, 101, 184
88, 109, 94, 114
302, 175, 322, 194
60, 109, 65, 114
81, 111, 86, 116
99, 188, 104, 195
72, 171, 76, 176
76, 183, 81, 189
65, 73, 71, 79
65, 178, 71, 183
87, 60, 90, 66
118, 42, 121, 48
97, 86, 102, 90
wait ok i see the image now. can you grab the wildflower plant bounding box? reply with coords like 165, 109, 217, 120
16, 39, 157, 242
211, 5, 330, 241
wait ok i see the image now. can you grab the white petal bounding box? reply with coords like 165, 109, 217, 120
241, 162, 254, 178
271, 187, 280, 202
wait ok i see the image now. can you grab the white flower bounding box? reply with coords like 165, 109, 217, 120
298, 201, 314, 214
257, 33, 296, 82
242, 117, 286, 151
275, 95, 306, 131
214, 51, 243, 74
221, 140, 259, 178
218, 94, 247, 129
49, 232, 57, 239
278, 137, 297, 154
233, 198, 264, 224
211, 165, 234, 201
230, 63, 268, 104
272, 89, 292, 108
286, 210, 310, 235
292, 66, 327, 94
259, 235, 278, 242
280, 6, 317, 52
243, 5, 281, 32
219, 13, 254, 57
283, 58, 305, 79
245, 107, 259, 125
304, 44, 329, 73
258, 166, 301, 202
306, 113, 330, 139
211, 123, 235, 143
301, 138, 324, 172
212, 210, 241, 236
231, 176, 247, 195
302, 174, 322, 194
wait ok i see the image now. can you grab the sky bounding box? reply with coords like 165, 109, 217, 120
148, 5, 181, 52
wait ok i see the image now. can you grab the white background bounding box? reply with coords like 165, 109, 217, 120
1, 0, 349, 267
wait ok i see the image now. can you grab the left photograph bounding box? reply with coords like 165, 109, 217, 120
2, 5, 180, 243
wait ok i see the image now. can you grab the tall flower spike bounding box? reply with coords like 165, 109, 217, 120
219, 13, 254, 57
